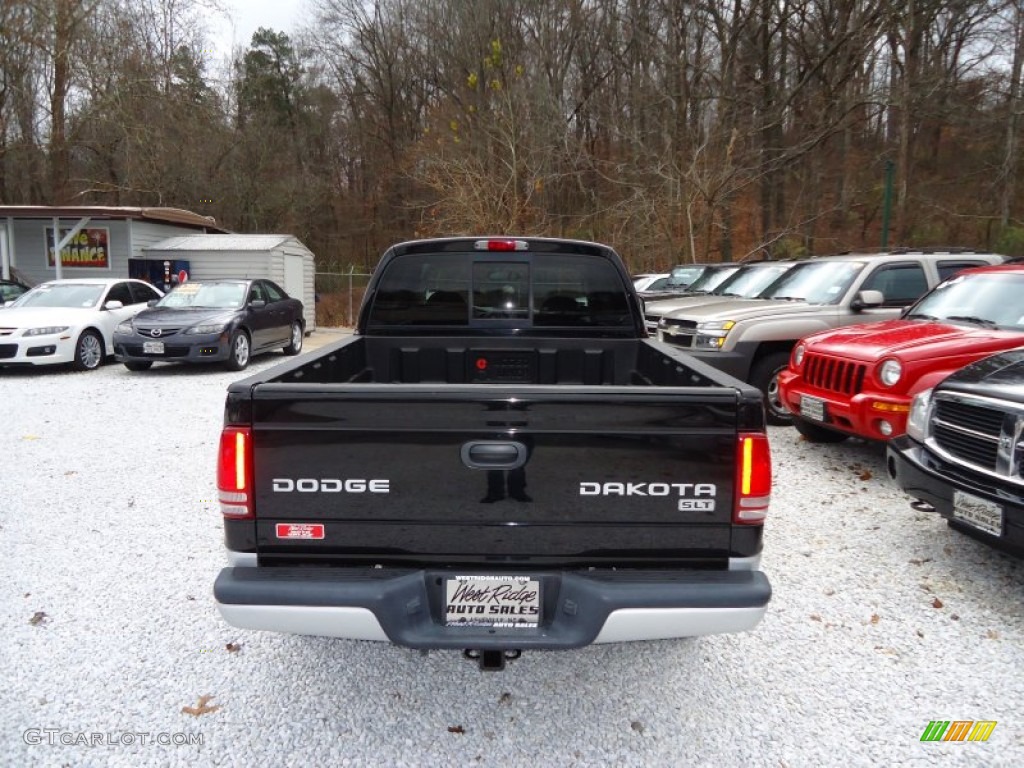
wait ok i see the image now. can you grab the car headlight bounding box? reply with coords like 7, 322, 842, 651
878, 358, 903, 387
792, 343, 806, 368
906, 388, 933, 442
186, 323, 229, 335
115, 321, 133, 335
658, 317, 667, 328
693, 320, 735, 350
24, 326, 69, 337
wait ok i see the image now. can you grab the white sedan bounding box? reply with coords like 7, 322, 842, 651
0, 278, 163, 371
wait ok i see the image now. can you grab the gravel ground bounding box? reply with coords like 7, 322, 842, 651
3, 343, 1023, 767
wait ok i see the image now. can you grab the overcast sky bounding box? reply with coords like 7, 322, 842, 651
207, 0, 311, 57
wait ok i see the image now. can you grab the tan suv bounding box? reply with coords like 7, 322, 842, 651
654, 250, 1005, 423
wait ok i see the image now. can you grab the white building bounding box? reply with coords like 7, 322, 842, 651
0, 205, 227, 285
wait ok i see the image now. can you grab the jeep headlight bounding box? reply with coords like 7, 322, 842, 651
906, 388, 933, 442
693, 320, 735, 350
878, 358, 903, 387
792, 343, 806, 368
24, 326, 69, 337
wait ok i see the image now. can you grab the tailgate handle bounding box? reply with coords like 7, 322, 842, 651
461, 441, 528, 470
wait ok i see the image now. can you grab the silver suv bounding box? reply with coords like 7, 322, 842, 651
655, 251, 1005, 423
644, 261, 796, 333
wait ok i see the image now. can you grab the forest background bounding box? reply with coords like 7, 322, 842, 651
4, 0, 1024, 276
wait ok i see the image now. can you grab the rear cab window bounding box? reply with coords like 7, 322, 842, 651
367, 251, 632, 330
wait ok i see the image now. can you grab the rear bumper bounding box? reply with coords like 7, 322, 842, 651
214, 566, 771, 649
887, 437, 1024, 558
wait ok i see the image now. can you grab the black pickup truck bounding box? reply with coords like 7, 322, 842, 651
888, 349, 1024, 558
213, 237, 772, 669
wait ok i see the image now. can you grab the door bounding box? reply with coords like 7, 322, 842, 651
283, 253, 306, 326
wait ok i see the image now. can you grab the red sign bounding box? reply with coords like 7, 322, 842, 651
275, 523, 325, 540
46, 227, 110, 268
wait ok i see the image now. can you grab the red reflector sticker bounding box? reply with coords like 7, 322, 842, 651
275, 523, 325, 540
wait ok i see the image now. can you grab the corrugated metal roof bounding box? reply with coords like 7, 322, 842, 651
144, 234, 297, 251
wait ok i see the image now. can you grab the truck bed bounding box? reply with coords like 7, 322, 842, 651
224, 335, 764, 570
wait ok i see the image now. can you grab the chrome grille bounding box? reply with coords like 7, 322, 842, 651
803, 353, 866, 396
931, 398, 1003, 472
926, 392, 1024, 484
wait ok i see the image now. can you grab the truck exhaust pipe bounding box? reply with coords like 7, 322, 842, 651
463, 649, 521, 671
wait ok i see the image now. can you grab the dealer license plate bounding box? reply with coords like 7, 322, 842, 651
952, 491, 1003, 537
143, 341, 164, 354
800, 394, 826, 422
445, 575, 540, 628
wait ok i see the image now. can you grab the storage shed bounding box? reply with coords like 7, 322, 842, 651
142, 234, 317, 332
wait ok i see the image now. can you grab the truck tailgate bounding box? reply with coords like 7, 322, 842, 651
246, 384, 744, 566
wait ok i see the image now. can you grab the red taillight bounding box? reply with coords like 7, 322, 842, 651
734, 433, 771, 524
473, 238, 528, 251
218, 426, 253, 519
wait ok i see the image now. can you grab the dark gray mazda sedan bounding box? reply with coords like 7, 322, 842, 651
114, 278, 304, 371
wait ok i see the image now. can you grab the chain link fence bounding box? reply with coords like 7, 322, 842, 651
315, 270, 373, 328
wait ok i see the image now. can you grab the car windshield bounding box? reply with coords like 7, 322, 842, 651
712, 264, 793, 297
13, 283, 105, 308
906, 272, 1024, 328
158, 282, 246, 309
759, 261, 865, 304
685, 265, 740, 293
667, 266, 705, 287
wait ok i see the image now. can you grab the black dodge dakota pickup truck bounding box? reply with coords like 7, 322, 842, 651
213, 237, 772, 669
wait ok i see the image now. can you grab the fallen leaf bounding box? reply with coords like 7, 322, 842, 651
448, 725, 465, 735
810, 613, 822, 622
859, 470, 873, 481
823, 588, 835, 596
870, 614, 880, 624
932, 598, 943, 609
225, 642, 241, 653
499, 692, 512, 705
631, 720, 645, 734
64, 471, 77, 476
29, 611, 47, 626
909, 558, 932, 565
987, 629, 1001, 640
21, 435, 40, 441
181, 695, 220, 716
24, 593, 30, 598
951, 614, 960, 621
944, 545, 953, 555
186, 595, 195, 601
916, 629, 925, 638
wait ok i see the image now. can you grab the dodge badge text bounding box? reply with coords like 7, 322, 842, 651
271, 478, 390, 493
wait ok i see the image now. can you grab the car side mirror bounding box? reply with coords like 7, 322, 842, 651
851, 289, 884, 311
249, 299, 267, 309
104, 300, 125, 310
